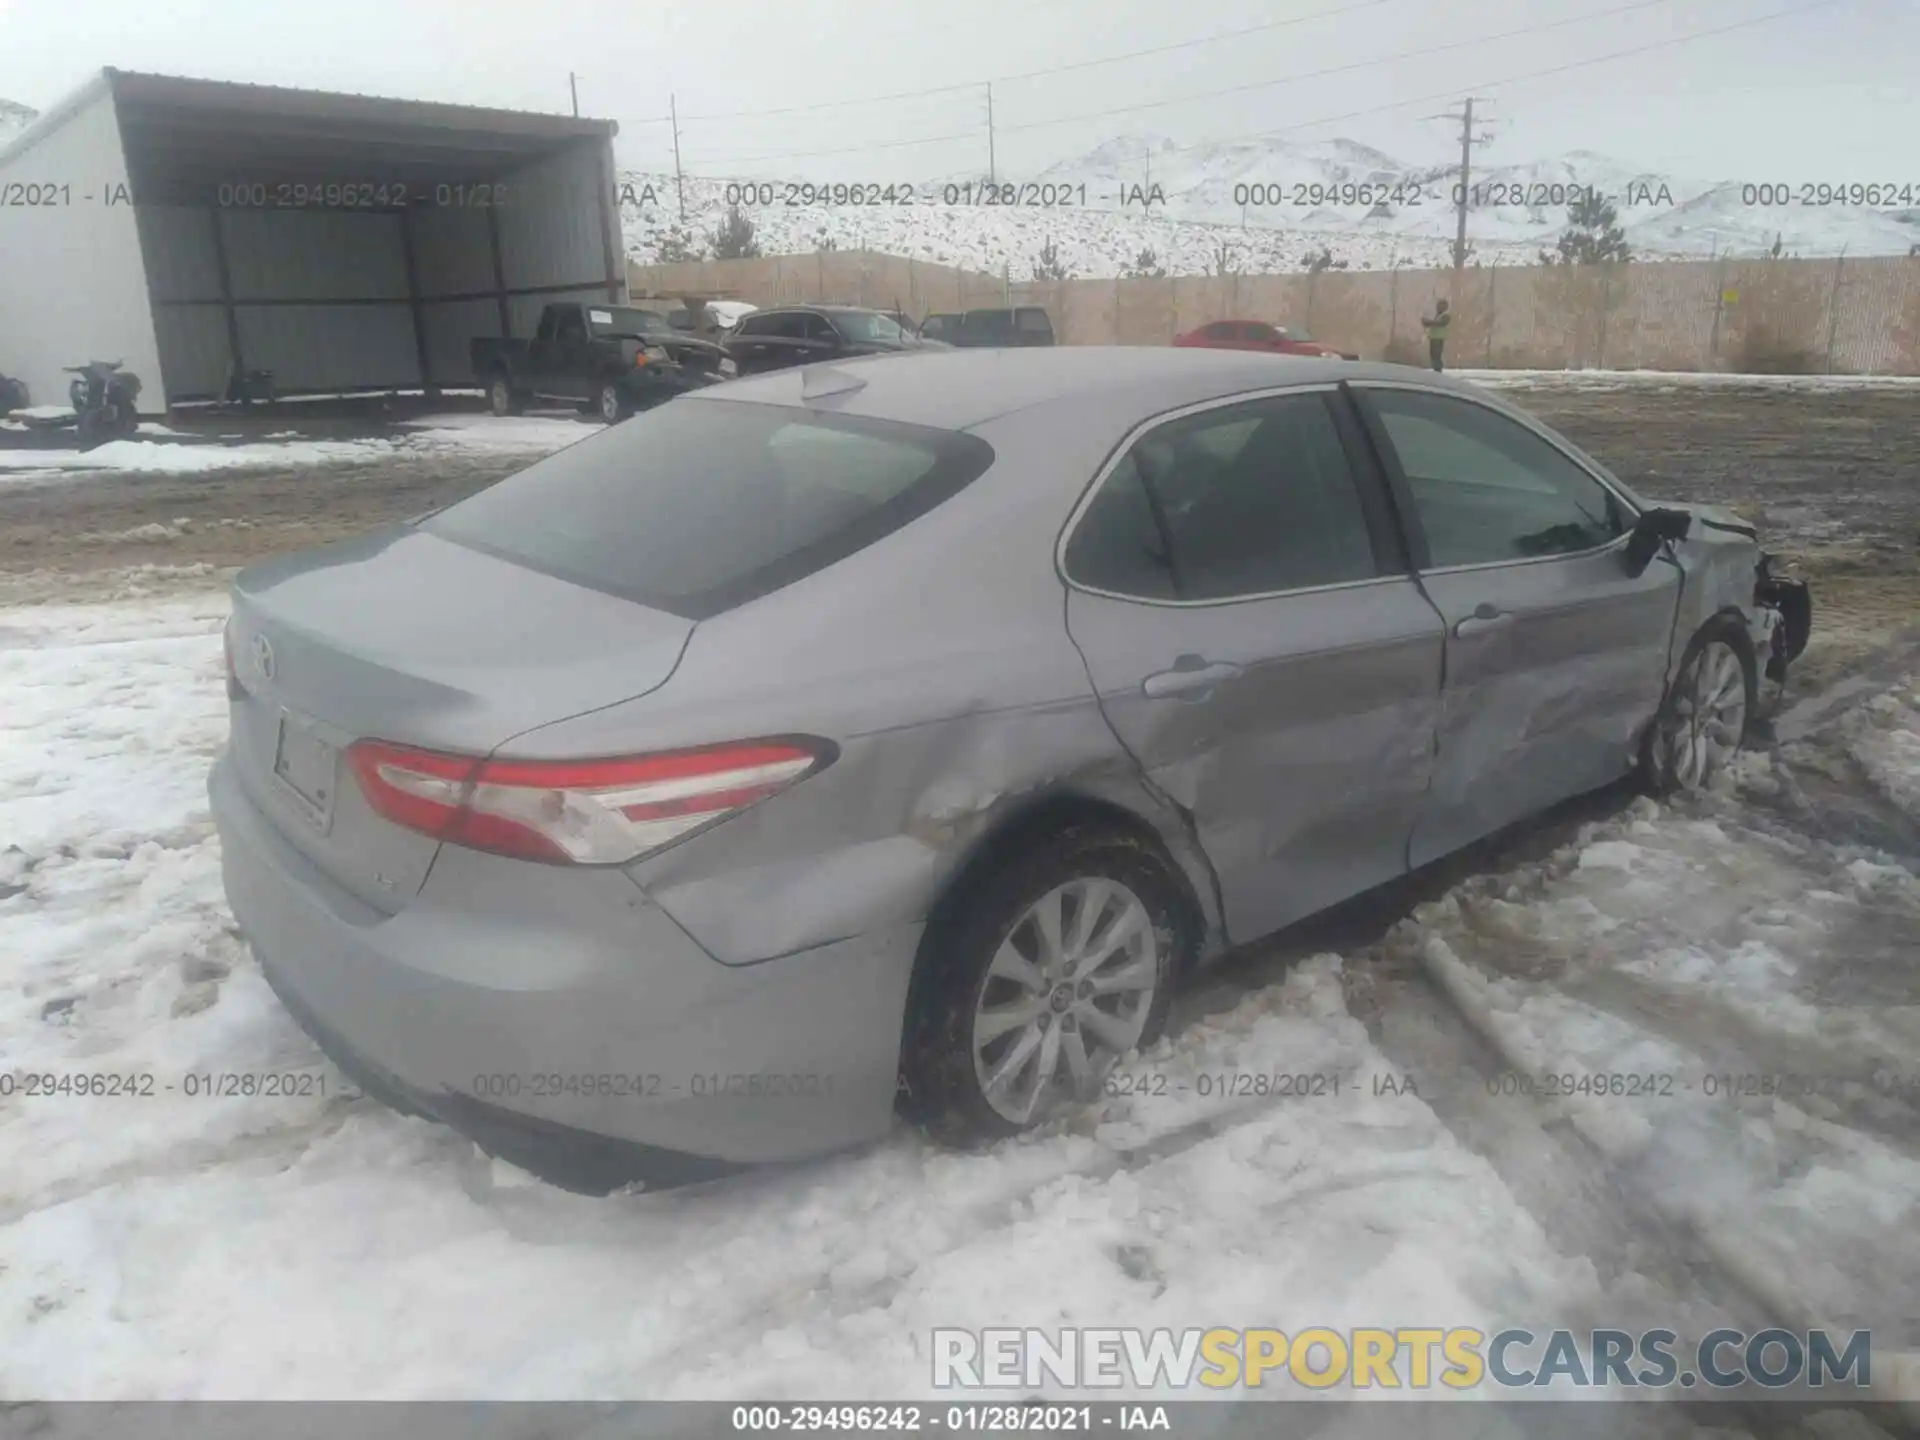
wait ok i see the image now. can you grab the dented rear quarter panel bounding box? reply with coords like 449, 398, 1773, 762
501, 391, 1226, 969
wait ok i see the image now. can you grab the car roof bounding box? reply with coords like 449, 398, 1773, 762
688, 346, 1493, 431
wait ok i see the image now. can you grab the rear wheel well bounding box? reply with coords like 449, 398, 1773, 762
920, 792, 1205, 977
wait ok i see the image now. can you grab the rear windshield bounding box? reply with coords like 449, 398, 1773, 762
425, 399, 996, 619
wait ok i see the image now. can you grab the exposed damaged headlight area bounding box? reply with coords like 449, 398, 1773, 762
1756, 552, 1814, 683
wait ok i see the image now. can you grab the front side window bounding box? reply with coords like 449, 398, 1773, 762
1363, 388, 1629, 568
1065, 392, 1382, 602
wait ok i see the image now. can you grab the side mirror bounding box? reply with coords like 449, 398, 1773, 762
1625, 507, 1692, 577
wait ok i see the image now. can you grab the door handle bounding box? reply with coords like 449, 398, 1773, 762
1452, 603, 1513, 638
1142, 656, 1244, 700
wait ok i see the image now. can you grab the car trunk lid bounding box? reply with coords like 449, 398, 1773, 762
225, 527, 693, 911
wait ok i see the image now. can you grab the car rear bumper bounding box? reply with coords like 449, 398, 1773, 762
209, 751, 918, 1191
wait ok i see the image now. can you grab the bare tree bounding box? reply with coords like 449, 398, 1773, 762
1032, 237, 1071, 281
652, 224, 706, 264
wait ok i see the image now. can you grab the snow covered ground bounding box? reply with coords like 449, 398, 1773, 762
621, 134, 1920, 277
0, 415, 587, 482
2, 593, 1916, 1413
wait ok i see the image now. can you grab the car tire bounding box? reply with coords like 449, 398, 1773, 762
75, 408, 109, 453
1641, 614, 1758, 795
899, 824, 1190, 1146
488, 375, 522, 417
596, 381, 631, 424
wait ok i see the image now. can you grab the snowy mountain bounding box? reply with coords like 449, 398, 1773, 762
623, 130, 1920, 277
0, 98, 37, 148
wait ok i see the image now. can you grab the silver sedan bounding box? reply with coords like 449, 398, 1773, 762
210, 347, 1809, 1191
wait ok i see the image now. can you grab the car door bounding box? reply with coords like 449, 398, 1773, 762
1063, 386, 1445, 945
730, 311, 801, 375
527, 308, 563, 391
551, 307, 593, 400
806, 312, 849, 358
1349, 382, 1681, 866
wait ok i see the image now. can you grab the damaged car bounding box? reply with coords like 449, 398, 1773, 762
209, 349, 1809, 1193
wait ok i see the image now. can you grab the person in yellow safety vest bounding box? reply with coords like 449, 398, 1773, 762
1421, 298, 1452, 372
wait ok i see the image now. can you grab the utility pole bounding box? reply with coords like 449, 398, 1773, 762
1450, 97, 1475, 271
1432, 97, 1494, 291
669, 92, 686, 224
569, 73, 579, 118
985, 84, 996, 186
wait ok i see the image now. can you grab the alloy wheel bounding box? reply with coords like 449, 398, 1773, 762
1663, 639, 1748, 789
970, 877, 1160, 1126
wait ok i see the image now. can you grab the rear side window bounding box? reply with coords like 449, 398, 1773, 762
1066, 392, 1382, 602
963, 310, 1015, 337
427, 400, 995, 619
1016, 308, 1053, 334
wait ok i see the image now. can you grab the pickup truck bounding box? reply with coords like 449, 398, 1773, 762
471, 302, 732, 423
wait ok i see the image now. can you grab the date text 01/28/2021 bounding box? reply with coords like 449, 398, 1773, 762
729, 1404, 1168, 1432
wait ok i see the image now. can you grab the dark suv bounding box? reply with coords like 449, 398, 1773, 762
919, 307, 1056, 348
724, 305, 936, 377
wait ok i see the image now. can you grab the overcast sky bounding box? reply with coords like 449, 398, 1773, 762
1, 0, 1914, 181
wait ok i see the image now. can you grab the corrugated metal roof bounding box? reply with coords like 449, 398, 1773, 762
0, 66, 615, 171
104, 69, 618, 139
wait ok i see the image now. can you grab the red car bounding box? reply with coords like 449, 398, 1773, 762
1173, 319, 1357, 360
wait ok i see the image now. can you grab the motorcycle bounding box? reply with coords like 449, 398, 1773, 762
66, 361, 143, 451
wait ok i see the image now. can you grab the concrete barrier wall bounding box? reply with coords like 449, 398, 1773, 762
628, 250, 1920, 374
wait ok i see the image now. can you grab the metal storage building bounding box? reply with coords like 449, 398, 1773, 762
0, 69, 627, 414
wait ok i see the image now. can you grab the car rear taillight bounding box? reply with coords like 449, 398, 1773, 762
344, 737, 832, 865
222, 617, 245, 701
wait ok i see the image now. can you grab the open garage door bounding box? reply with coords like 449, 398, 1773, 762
112, 70, 626, 405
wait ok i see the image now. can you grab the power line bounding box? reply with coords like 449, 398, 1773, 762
997, 0, 1675, 135
690, 0, 1832, 170
676, 0, 1407, 123
1144, 0, 1840, 162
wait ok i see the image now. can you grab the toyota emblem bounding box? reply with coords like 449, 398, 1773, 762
249, 633, 276, 683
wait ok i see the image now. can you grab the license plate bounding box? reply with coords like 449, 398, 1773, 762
272, 714, 338, 830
